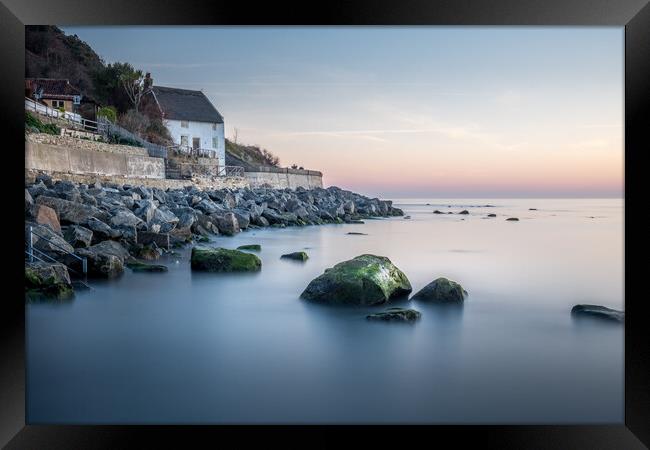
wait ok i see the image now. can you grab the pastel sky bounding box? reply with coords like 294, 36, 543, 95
62, 26, 624, 198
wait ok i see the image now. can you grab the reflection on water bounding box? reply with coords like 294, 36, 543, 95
26, 198, 623, 424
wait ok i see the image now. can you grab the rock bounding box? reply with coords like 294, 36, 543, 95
191, 247, 261, 272
26, 223, 74, 257
252, 216, 270, 227
404, 216, 411, 219
75, 241, 128, 278
136, 244, 161, 260
25, 189, 34, 213
411, 277, 468, 303
529, 208, 538, 211
300, 254, 412, 305
85, 217, 121, 243
281, 251, 309, 261
32, 204, 61, 233
25, 262, 73, 300
433, 210, 444, 214
506, 217, 519, 221
210, 212, 240, 236
366, 307, 421, 322
232, 209, 251, 229
36, 196, 108, 225
126, 261, 168, 273
458, 210, 469, 215
63, 225, 93, 248
109, 210, 143, 228
237, 244, 261, 251
487, 213, 497, 218
571, 304, 624, 323
135, 200, 157, 223
346, 232, 367, 235
137, 232, 171, 249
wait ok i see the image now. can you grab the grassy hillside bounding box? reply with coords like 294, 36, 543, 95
225, 139, 281, 170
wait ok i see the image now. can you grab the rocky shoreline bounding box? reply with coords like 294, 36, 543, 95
25, 174, 403, 296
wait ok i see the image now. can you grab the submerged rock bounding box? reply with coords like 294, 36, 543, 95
300, 254, 412, 305
191, 247, 261, 272
346, 232, 367, 235
458, 210, 469, 215
366, 307, 421, 323
433, 210, 444, 214
126, 261, 168, 273
506, 217, 519, 221
571, 304, 624, 323
281, 251, 309, 261
411, 277, 468, 303
487, 213, 497, 218
237, 244, 261, 251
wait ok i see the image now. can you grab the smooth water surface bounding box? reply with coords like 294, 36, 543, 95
27, 198, 624, 423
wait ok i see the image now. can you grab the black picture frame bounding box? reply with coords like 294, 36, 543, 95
1, 0, 648, 447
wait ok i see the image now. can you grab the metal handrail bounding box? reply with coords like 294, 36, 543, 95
27, 225, 87, 276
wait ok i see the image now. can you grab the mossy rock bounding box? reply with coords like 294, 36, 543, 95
366, 307, 421, 322
25, 265, 74, 300
191, 247, 262, 272
126, 261, 168, 273
411, 277, 467, 303
237, 244, 261, 251
300, 254, 412, 305
281, 251, 309, 261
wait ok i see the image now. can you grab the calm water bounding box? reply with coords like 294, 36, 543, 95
26, 198, 624, 424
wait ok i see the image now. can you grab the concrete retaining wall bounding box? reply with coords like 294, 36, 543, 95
245, 167, 323, 189
26, 141, 165, 179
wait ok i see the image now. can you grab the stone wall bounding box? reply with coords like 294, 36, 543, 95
26, 140, 164, 179
25, 169, 250, 191
245, 167, 323, 189
27, 133, 148, 156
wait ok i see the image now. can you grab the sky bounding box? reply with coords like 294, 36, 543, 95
62, 26, 624, 198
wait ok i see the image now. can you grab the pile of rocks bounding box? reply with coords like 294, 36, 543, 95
24, 174, 403, 285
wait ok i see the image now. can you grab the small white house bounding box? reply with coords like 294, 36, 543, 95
148, 86, 225, 168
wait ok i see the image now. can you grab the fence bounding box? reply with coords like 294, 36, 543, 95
26, 97, 168, 160
26, 225, 88, 280
168, 144, 217, 159
25, 97, 82, 123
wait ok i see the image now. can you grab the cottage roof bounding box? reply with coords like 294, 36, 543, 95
151, 86, 223, 124
25, 78, 82, 100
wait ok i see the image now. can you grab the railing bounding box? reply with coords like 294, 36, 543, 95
25, 97, 82, 123
218, 166, 245, 177
168, 144, 217, 159
26, 225, 87, 279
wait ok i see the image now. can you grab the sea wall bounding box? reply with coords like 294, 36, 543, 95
245, 167, 323, 189
25, 140, 165, 179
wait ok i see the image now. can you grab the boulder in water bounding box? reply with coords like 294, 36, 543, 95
191, 247, 261, 272
366, 307, 421, 323
300, 254, 412, 305
571, 304, 623, 323
411, 277, 467, 303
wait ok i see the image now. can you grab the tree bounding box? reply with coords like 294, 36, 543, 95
232, 127, 239, 145
119, 67, 150, 111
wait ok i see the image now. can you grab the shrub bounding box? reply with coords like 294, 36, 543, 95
25, 112, 60, 135
118, 109, 150, 136
97, 106, 117, 123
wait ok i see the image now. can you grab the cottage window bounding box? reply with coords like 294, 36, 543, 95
52, 100, 64, 108
212, 123, 217, 130
212, 137, 218, 149
181, 120, 189, 128
180, 135, 189, 147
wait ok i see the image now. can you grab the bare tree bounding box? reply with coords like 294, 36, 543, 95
232, 127, 239, 145
120, 70, 152, 111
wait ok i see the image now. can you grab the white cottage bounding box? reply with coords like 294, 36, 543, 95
149, 86, 225, 168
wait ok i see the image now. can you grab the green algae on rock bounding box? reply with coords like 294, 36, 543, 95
281, 251, 309, 261
366, 307, 421, 322
411, 277, 468, 303
237, 244, 262, 251
25, 263, 74, 301
191, 247, 261, 272
126, 261, 168, 273
300, 254, 412, 305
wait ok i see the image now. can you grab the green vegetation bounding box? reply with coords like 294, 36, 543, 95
25, 112, 60, 135
25, 266, 73, 300
97, 106, 117, 122
191, 247, 262, 272
126, 261, 168, 273
237, 244, 261, 251
281, 251, 309, 261
225, 139, 282, 169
